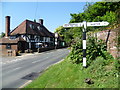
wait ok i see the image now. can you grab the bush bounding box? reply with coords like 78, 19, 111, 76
114, 59, 120, 71
68, 36, 113, 66
68, 41, 82, 64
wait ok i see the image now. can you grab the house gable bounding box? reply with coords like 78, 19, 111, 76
10, 19, 54, 38
10, 20, 27, 35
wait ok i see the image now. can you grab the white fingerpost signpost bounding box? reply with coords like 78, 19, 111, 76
63, 21, 109, 68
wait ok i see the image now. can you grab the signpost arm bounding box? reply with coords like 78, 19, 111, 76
83, 21, 87, 67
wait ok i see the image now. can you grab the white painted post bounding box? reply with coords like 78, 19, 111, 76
83, 21, 87, 67
29, 42, 31, 49
55, 33, 58, 49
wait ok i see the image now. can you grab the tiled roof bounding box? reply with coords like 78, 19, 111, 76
0, 37, 25, 44
10, 20, 54, 37
10, 20, 27, 35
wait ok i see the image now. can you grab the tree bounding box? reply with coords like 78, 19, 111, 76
115, 8, 120, 24
0, 32, 5, 38
70, 2, 120, 23
54, 26, 65, 37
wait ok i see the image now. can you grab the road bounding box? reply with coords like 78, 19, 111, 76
1, 48, 69, 89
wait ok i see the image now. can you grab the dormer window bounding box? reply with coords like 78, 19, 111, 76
29, 24, 35, 30
29, 24, 32, 29
32, 25, 35, 30
37, 26, 41, 30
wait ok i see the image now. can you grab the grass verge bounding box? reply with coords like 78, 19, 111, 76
24, 57, 119, 88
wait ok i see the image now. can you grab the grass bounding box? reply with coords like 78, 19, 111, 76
24, 56, 119, 88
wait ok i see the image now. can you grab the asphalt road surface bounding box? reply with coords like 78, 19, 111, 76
1, 48, 69, 89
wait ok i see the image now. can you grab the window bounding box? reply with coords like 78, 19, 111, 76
30, 24, 36, 30
37, 26, 41, 30
30, 35, 34, 39
10, 36, 16, 39
45, 37, 47, 41
29, 24, 32, 28
32, 25, 35, 30
6, 44, 11, 49
40, 37, 43, 41
50, 37, 53, 41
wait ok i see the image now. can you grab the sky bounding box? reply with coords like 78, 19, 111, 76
1, 2, 100, 33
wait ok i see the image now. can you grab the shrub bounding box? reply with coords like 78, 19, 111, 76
114, 59, 120, 71
68, 36, 112, 66
68, 41, 82, 64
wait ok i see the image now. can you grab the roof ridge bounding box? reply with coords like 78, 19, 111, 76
26, 19, 40, 24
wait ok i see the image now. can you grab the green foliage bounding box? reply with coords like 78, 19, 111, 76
87, 37, 107, 60
92, 11, 116, 24
70, 13, 86, 23
68, 36, 114, 66
114, 59, 120, 71
68, 40, 82, 64
64, 27, 82, 45
0, 32, 5, 38
54, 26, 65, 37
100, 11, 116, 23
115, 8, 120, 24
70, 2, 120, 24
63, 28, 74, 45
55, 26, 82, 46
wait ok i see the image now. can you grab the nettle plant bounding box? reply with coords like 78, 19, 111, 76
68, 36, 111, 66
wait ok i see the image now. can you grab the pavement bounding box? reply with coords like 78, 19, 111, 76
1, 48, 70, 89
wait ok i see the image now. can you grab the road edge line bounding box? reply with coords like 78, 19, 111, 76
18, 80, 32, 88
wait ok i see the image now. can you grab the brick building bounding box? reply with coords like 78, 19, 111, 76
0, 16, 56, 56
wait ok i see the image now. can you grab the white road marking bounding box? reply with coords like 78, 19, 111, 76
4, 67, 22, 75
46, 57, 49, 58
19, 80, 32, 88
32, 57, 49, 64
13, 67, 22, 71
32, 60, 40, 63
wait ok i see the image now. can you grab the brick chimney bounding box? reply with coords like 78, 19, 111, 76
5, 16, 10, 37
39, 19, 43, 25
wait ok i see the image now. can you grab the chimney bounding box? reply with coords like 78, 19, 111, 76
39, 19, 43, 25
5, 16, 10, 37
